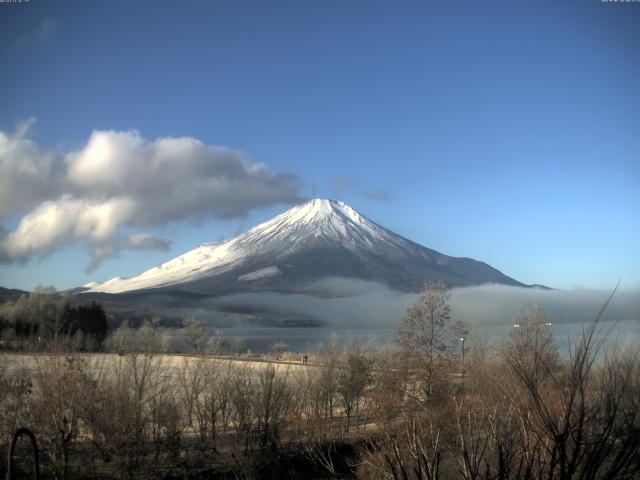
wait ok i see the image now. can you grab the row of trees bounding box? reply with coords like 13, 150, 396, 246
0, 286, 109, 350
105, 317, 255, 356
0, 339, 376, 479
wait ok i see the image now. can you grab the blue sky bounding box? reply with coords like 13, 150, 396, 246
0, 0, 638, 291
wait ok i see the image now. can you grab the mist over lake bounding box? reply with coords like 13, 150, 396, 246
160, 282, 639, 354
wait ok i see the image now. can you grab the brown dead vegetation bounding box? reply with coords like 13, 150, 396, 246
0, 286, 637, 480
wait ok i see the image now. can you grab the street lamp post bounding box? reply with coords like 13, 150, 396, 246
460, 337, 465, 377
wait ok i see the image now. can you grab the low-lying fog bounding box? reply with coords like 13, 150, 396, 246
162, 278, 640, 354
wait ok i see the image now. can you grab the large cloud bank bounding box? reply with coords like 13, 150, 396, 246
203, 279, 640, 329
0, 121, 301, 269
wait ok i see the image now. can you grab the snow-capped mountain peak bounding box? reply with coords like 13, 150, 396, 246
85, 199, 362, 293
238, 198, 387, 247
274, 198, 364, 225
83, 198, 524, 294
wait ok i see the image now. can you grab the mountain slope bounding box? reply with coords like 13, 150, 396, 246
0, 286, 29, 303
83, 199, 525, 295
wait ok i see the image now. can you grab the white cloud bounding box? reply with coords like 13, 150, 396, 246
0, 121, 63, 218
0, 122, 302, 267
1, 196, 136, 262
65, 130, 300, 222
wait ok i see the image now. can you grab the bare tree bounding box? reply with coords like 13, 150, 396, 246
230, 366, 258, 454
107, 320, 133, 353
499, 293, 640, 480
272, 341, 288, 358
503, 305, 559, 379
0, 286, 69, 350
369, 348, 407, 428
29, 355, 101, 479
447, 290, 640, 480
255, 364, 291, 447
208, 360, 234, 438
315, 340, 340, 420
79, 348, 166, 479
337, 338, 372, 432
396, 281, 452, 401
136, 319, 164, 353
206, 334, 227, 355
177, 357, 230, 450
233, 338, 249, 356
183, 317, 208, 355
176, 358, 204, 430
201, 359, 230, 447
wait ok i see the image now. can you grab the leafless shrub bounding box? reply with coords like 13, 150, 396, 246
302, 413, 345, 477
359, 411, 443, 480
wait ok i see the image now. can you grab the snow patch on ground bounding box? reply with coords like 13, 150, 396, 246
238, 266, 282, 281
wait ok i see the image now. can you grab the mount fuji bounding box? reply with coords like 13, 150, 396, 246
82, 199, 526, 297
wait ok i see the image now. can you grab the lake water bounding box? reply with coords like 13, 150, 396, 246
204, 319, 639, 354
